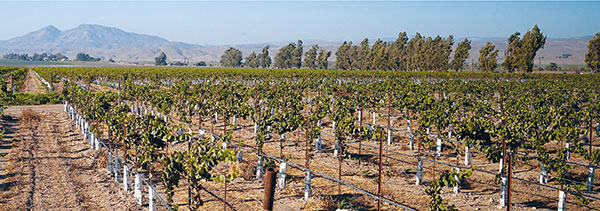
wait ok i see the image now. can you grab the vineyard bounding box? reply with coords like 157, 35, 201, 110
3, 66, 600, 210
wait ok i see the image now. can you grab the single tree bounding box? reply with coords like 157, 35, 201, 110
371, 39, 388, 70
220, 47, 243, 67
478, 42, 499, 72
452, 38, 471, 71
155, 52, 167, 66
357, 38, 371, 70
195, 61, 207, 66
259, 45, 271, 68
304, 45, 318, 69
77, 53, 101, 62
245, 52, 259, 68
274, 43, 295, 69
349, 45, 359, 70
547, 62, 560, 71
517, 25, 546, 72
292, 40, 303, 68
335, 41, 353, 70
386, 32, 408, 70
317, 49, 331, 70
585, 32, 600, 73
435, 35, 454, 71
502, 32, 521, 73
406, 33, 424, 71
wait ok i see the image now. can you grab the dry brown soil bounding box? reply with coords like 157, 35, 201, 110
20, 70, 47, 94
0, 105, 140, 210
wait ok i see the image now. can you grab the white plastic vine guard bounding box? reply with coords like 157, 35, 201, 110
304, 171, 312, 199
149, 185, 156, 211
387, 129, 392, 145
415, 160, 423, 185
436, 138, 442, 157
278, 162, 287, 190
558, 190, 566, 211
236, 151, 244, 163
588, 167, 595, 193
123, 165, 130, 191
454, 168, 460, 193
135, 173, 142, 205
409, 134, 415, 150
465, 146, 471, 166
500, 177, 507, 207
315, 135, 322, 151
256, 157, 263, 179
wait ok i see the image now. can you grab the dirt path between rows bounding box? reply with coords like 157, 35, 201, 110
0, 105, 139, 210
20, 70, 47, 94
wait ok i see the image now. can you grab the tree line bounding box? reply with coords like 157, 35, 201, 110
1, 52, 108, 62
200, 24, 600, 73
219, 43, 332, 69
2, 52, 69, 61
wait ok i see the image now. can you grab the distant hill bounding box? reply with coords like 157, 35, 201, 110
0, 24, 592, 65
0, 24, 211, 62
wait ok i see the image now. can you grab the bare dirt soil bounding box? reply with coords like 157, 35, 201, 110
20, 70, 47, 94
0, 105, 139, 210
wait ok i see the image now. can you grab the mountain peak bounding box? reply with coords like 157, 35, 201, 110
74, 24, 116, 31
1, 24, 182, 50
2, 25, 62, 47
41, 25, 61, 33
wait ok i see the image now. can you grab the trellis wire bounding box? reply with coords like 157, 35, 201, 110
64, 94, 171, 210
144, 105, 416, 211
321, 131, 600, 201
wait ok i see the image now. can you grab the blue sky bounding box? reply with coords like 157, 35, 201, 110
0, 1, 599, 45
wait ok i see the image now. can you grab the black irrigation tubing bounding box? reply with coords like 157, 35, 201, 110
516, 151, 600, 169
322, 131, 464, 170
163, 116, 594, 209
230, 144, 417, 211
323, 135, 445, 173
328, 106, 600, 169
98, 141, 172, 210
361, 123, 600, 188
125, 102, 266, 208
65, 104, 172, 211
364, 121, 600, 169
132, 100, 600, 201
209, 163, 265, 208
321, 131, 600, 201
133, 104, 416, 211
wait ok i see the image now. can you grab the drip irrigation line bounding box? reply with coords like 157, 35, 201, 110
363, 121, 600, 169
127, 103, 265, 209
65, 104, 172, 210
134, 100, 600, 203
131, 103, 416, 210
321, 128, 600, 189
322, 131, 600, 201
211, 166, 264, 208
230, 144, 416, 211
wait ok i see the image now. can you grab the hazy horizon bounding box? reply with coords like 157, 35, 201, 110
1, 1, 599, 45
